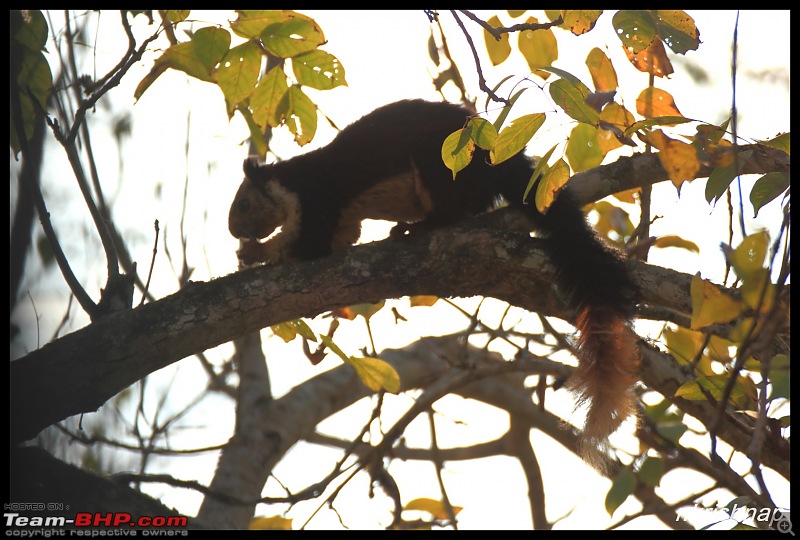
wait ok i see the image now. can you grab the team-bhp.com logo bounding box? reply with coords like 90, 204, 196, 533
5, 509, 188, 536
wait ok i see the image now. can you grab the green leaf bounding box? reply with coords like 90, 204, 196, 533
549, 77, 599, 126
655, 419, 688, 443
491, 88, 527, 132
490, 113, 545, 165
566, 123, 603, 172
17, 50, 52, 111
238, 107, 269, 157
442, 128, 475, 179
768, 354, 790, 400
704, 152, 747, 204
467, 117, 497, 150
36, 234, 55, 268
643, 398, 673, 422
750, 172, 790, 218
637, 457, 664, 487
165, 10, 190, 23
231, 10, 295, 39
654, 10, 700, 54
612, 10, 658, 55
605, 467, 636, 515
217, 41, 262, 115
13, 10, 49, 52
484, 15, 511, 66
319, 334, 348, 361
261, 16, 325, 58
250, 66, 290, 129
763, 132, 789, 155
277, 86, 317, 145
193, 26, 231, 72
291, 49, 347, 90
135, 27, 231, 101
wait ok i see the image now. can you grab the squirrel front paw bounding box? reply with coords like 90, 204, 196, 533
237, 240, 272, 266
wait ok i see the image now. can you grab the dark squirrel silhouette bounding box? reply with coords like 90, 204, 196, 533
228, 99, 640, 466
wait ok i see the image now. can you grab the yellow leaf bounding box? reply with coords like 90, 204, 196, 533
561, 10, 602, 36
586, 47, 618, 93
349, 356, 401, 394
690, 274, 744, 329
597, 102, 636, 153
484, 15, 511, 66
650, 130, 700, 188
442, 128, 475, 178
675, 374, 757, 410
653, 235, 699, 252
625, 37, 673, 77
731, 230, 769, 280
535, 158, 570, 214
636, 88, 683, 119
518, 16, 558, 78
250, 516, 292, 530
730, 317, 759, 343
410, 295, 439, 307
346, 301, 386, 321
590, 200, 634, 245
404, 498, 463, 520
663, 326, 705, 365
706, 335, 735, 363
740, 267, 774, 312
270, 319, 315, 343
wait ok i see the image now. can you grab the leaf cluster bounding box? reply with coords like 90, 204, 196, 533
135, 10, 347, 154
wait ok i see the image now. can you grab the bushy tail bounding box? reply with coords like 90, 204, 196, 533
505, 173, 640, 468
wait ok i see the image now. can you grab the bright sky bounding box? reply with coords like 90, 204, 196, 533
10, 10, 790, 530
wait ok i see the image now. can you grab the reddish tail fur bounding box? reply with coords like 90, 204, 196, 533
569, 308, 640, 469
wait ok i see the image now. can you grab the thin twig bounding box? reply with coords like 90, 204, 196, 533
459, 10, 563, 40
140, 220, 160, 307
449, 10, 509, 105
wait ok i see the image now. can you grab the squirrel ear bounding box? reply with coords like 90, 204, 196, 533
243, 156, 262, 178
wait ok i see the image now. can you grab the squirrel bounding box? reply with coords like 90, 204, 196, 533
228, 99, 640, 466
